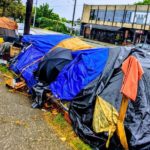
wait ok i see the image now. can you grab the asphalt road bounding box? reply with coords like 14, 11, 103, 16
0, 76, 72, 150
31, 28, 61, 35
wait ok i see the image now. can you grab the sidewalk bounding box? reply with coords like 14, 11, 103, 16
0, 76, 72, 150
79, 36, 116, 47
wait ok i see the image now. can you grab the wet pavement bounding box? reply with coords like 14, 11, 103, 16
0, 77, 72, 150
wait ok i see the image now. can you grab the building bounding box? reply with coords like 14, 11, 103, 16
81, 4, 150, 45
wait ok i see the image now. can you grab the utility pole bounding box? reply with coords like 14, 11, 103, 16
71, 0, 77, 34
24, 0, 33, 35
33, 0, 38, 27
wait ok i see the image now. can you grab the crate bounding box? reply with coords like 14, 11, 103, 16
10, 45, 21, 57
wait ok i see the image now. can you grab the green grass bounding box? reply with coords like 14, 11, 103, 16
53, 113, 68, 128
44, 112, 92, 150
0, 65, 9, 73
72, 138, 92, 150
53, 113, 92, 150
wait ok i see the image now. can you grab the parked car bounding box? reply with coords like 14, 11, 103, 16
17, 23, 35, 36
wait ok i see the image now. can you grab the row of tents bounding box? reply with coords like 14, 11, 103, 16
2, 31, 150, 149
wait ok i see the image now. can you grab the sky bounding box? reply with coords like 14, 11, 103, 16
22, 0, 141, 20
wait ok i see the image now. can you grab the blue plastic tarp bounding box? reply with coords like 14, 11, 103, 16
50, 48, 109, 100
22, 34, 71, 52
11, 34, 71, 88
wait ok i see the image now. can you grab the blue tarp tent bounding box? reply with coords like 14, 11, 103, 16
50, 48, 109, 100
10, 34, 71, 88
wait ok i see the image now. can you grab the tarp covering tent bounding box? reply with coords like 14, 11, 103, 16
21, 34, 71, 52
69, 47, 150, 150
0, 17, 18, 30
10, 34, 93, 88
35, 47, 73, 84
10, 34, 71, 88
31, 47, 108, 107
0, 17, 18, 42
30, 44, 150, 149
50, 47, 109, 100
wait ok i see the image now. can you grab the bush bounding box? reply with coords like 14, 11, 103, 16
36, 17, 70, 34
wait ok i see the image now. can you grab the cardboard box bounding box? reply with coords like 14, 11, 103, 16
10, 45, 21, 57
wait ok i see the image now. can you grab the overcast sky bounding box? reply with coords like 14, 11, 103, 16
22, 0, 141, 20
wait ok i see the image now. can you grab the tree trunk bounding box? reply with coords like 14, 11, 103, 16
2, 2, 6, 16
24, 0, 33, 35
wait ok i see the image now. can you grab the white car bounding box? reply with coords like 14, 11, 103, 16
17, 23, 35, 36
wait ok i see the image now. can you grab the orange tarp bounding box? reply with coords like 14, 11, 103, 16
0, 17, 18, 30
53, 37, 94, 51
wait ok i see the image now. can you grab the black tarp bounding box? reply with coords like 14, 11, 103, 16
0, 28, 18, 42
35, 47, 73, 84
69, 46, 150, 150
32, 47, 73, 108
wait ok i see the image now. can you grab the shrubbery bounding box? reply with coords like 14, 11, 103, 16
37, 17, 69, 34
35, 3, 70, 34
37, 17, 69, 33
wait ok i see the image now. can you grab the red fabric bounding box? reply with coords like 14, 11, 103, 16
121, 56, 144, 101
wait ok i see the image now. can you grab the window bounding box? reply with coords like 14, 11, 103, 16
136, 14, 145, 24
97, 10, 105, 21
147, 12, 150, 25
124, 11, 132, 23
105, 10, 114, 22
114, 10, 124, 22
90, 9, 95, 20
135, 12, 147, 24
89, 9, 98, 20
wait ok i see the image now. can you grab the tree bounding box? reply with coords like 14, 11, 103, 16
36, 3, 60, 21
0, 0, 26, 22
135, 0, 150, 5
0, 0, 13, 16
36, 3, 53, 19
61, 17, 67, 22
7, 0, 26, 22
24, 0, 33, 35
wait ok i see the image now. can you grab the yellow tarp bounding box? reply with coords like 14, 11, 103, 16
0, 37, 4, 43
54, 37, 94, 51
93, 96, 118, 148
93, 96, 129, 149
0, 17, 18, 30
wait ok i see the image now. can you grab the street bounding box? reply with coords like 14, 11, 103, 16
31, 28, 61, 35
